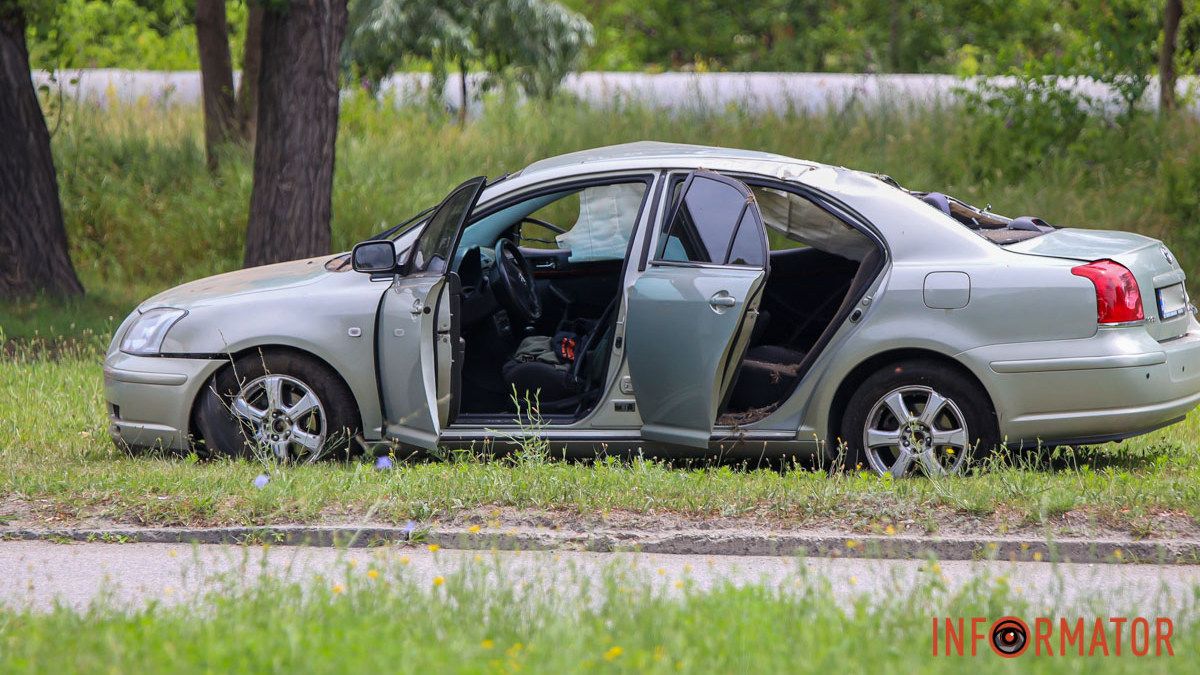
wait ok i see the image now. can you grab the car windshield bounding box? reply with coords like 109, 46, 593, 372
373, 206, 435, 242
407, 178, 486, 274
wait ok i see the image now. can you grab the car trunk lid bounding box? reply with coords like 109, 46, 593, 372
1007, 228, 1190, 341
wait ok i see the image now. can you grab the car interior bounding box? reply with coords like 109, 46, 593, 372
716, 186, 883, 425
443, 175, 883, 427
451, 179, 650, 423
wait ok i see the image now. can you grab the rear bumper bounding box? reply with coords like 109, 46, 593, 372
960, 322, 1200, 445
104, 352, 225, 451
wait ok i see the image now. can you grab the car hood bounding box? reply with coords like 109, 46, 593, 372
139, 255, 342, 310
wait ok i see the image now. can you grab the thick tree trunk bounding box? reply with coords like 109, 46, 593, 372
237, 4, 265, 145
0, 7, 83, 298
195, 0, 237, 171
1159, 0, 1184, 112
244, 0, 348, 268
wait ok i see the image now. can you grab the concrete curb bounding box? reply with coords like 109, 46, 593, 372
5, 525, 1199, 564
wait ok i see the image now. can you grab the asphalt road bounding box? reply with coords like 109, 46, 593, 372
2, 540, 1198, 615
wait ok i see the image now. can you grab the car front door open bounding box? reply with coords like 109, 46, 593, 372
378, 177, 485, 450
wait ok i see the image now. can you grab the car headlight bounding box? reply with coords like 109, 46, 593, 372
119, 308, 187, 355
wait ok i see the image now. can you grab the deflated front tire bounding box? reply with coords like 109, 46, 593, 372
196, 349, 362, 462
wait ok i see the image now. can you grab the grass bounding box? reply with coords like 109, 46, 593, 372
5, 91, 1200, 338
2, 339, 1199, 535
0, 553, 1194, 673
2, 95, 1200, 535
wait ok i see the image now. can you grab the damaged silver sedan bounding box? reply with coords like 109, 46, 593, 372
104, 142, 1200, 476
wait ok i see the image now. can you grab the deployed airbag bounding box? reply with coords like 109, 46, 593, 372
557, 184, 645, 262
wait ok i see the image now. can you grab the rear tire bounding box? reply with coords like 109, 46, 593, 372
196, 350, 361, 462
837, 359, 998, 477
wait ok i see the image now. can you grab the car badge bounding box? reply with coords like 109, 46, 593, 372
1162, 245, 1176, 266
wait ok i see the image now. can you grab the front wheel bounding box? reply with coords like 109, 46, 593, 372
196, 350, 361, 462
838, 359, 998, 477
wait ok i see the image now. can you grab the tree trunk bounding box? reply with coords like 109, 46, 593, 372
888, 0, 902, 72
195, 0, 237, 171
0, 6, 83, 298
244, 0, 348, 268
237, 4, 265, 145
457, 59, 468, 127
1159, 0, 1184, 112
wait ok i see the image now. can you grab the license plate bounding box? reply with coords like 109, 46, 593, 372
1157, 283, 1188, 320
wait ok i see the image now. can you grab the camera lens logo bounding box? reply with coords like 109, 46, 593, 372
990, 617, 1029, 658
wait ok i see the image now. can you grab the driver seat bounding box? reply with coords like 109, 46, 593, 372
501, 295, 620, 414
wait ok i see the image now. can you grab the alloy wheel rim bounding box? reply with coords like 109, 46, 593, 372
862, 385, 970, 477
231, 374, 327, 462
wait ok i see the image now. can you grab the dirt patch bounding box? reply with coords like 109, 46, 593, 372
3, 499, 1197, 543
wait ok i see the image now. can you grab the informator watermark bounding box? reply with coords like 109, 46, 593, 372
932, 616, 1175, 658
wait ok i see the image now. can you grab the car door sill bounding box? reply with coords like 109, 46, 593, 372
439, 428, 796, 442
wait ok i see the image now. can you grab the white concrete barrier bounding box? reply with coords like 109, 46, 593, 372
32, 69, 1200, 116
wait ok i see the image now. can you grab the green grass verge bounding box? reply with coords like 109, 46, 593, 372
3, 99, 1200, 534
0, 556, 1192, 673
2, 345, 1198, 535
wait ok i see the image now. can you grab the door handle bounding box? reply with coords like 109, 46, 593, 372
709, 291, 737, 311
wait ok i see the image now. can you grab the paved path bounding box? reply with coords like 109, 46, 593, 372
2, 541, 1198, 615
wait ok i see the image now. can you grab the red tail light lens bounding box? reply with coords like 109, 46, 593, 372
1071, 259, 1144, 324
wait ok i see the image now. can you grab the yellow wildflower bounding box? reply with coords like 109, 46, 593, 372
468, 524, 482, 534
399, 555, 411, 565
433, 576, 445, 587
846, 539, 859, 549
367, 569, 380, 580
481, 639, 495, 650
332, 584, 345, 595
428, 544, 441, 553
603, 646, 624, 661
884, 524, 896, 536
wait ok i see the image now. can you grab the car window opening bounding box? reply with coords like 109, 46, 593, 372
913, 190, 1055, 245
715, 185, 882, 427
452, 179, 653, 424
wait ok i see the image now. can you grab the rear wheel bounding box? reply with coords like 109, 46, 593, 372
196, 350, 361, 462
838, 359, 998, 477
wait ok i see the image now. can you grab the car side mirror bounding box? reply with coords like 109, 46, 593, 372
351, 240, 398, 274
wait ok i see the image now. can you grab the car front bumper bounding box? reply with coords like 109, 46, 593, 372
104, 352, 225, 451
960, 322, 1200, 446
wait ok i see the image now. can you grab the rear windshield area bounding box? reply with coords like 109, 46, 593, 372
874, 173, 1056, 245
911, 190, 1055, 245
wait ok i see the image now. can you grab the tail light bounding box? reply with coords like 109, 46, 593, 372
1071, 259, 1144, 324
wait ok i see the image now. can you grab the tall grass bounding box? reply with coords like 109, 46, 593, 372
3, 95, 1200, 534
1, 554, 1193, 673
3, 337, 1200, 531
15, 92, 1198, 339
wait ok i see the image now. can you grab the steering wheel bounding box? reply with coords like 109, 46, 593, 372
492, 238, 542, 324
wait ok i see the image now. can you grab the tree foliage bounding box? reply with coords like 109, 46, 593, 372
24, 0, 249, 70
345, 0, 593, 100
